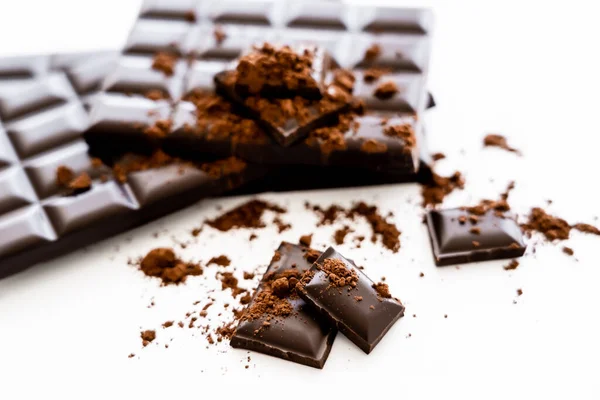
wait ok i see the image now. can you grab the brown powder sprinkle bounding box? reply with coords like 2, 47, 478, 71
350, 202, 401, 252
372, 282, 392, 299
472, 241, 480, 247
354, 296, 363, 302
361, 138, 388, 153
521, 208, 571, 241
572, 223, 600, 236
421, 171, 465, 208
317, 258, 358, 289
469, 227, 481, 235
199, 157, 247, 178
206, 200, 286, 232
139, 248, 203, 285
363, 43, 382, 62
384, 123, 416, 149
432, 152, 446, 161
516, 289, 523, 296
503, 260, 520, 270
299, 234, 313, 247
218, 272, 247, 298
68, 172, 92, 191
141, 330, 156, 347
144, 119, 172, 138
483, 134, 521, 155
562, 247, 574, 256
374, 80, 399, 100
145, 89, 168, 101
332, 68, 356, 93
271, 251, 282, 263
214, 25, 227, 45
207, 255, 231, 267
243, 271, 255, 280
56, 165, 74, 186
111, 150, 181, 183
304, 249, 321, 263
151, 51, 177, 76
334, 225, 353, 245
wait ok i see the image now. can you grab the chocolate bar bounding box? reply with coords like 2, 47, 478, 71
231, 242, 337, 369
426, 209, 527, 266
0, 52, 264, 279
85, 0, 432, 173
297, 247, 405, 354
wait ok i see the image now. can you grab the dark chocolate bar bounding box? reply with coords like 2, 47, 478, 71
0, 52, 265, 279
85, 0, 432, 173
231, 242, 337, 369
297, 247, 405, 354
426, 209, 527, 266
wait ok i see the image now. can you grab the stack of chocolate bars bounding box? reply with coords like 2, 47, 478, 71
0, 1, 432, 277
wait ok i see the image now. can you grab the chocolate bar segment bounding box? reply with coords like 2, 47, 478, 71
214, 70, 350, 146
426, 209, 527, 266
231, 242, 337, 369
297, 247, 405, 354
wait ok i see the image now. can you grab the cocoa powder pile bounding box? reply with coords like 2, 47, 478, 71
421, 171, 465, 208
521, 208, 600, 241
138, 248, 203, 285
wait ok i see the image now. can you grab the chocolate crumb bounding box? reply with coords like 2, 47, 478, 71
304, 249, 321, 263
364, 44, 382, 62
361, 138, 388, 153
419, 272, 425, 277
141, 330, 156, 347
207, 255, 231, 267
516, 288, 523, 296
483, 134, 521, 155
444, 314, 448, 318
162, 321, 174, 328
299, 234, 313, 247
562, 247, 574, 256
369, 305, 375, 310
363, 67, 389, 83
240, 293, 252, 305
374, 80, 398, 100
354, 296, 363, 302
421, 171, 465, 208
128, 353, 135, 358
243, 271, 255, 280
573, 223, 600, 236
249, 233, 258, 241
458, 216, 467, 224
503, 260, 520, 270
214, 25, 227, 45
317, 258, 358, 289
472, 241, 480, 247
469, 227, 481, 235
151, 51, 177, 76
56, 165, 75, 186
432, 152, 446, 161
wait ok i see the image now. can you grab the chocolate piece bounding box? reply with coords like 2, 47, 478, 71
231, 242, 336, 369
297, 247, 405, 354
232, 44, 331, 100
214, 70, 350, 146
426, 209, 526, 266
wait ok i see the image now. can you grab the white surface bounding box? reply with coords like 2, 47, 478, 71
1, 1, 600, 399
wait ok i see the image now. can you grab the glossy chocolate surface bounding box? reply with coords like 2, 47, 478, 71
0, 51, 264, 279
231, 242, 337, 369
297, 247, 405, 354
426, 209, 527, 266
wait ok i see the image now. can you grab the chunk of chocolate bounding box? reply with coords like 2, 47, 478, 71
214, 70, 350, 146
297, 247, 405, 354
426, 208, 526, 266
231, 242, 336, 369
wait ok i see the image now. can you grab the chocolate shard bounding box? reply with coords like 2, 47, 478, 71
231, 242, 337, 369
296, 247, 405, 354
426, 208, 526, 267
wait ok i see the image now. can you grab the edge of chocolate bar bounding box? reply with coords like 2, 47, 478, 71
297, 246, 405, 354
426, 209, 527, 267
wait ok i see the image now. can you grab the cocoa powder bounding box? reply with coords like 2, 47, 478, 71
139, 248, 203, 285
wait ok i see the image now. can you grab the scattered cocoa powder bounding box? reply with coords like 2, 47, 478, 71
363, 67, 389, 83
469, 227, 481, 235
316, 258, 358, 289
207, 255, 231, 267
361, 138, 388, 153
243, 271, 255, 280
354, 296, 363, 302
145, 89, 168, 101
562, 247, 574, 256
516, 289, 523, 296
384, 123, 416, 149
374, 80, 399, 100
206, 199, 287, 232
304, 249, 321, 263
214, 25, 227, 45
200, 157, 247, 178
151, 51, 177, 76
521, 208, 571, 241
218, 272, 247, 297
138, 248, 203, 285
432, 152, 446, 161
162, 321, 174, 328
273, 216, 291, 233
372, 282, 392, 299
503, 260, 520, 270
144, 119, 172, 138
299, 234, 313, 247
364, 43, 382, 61
484, 134, 521, 155
56, 165, 74, 186
334, 225, 353, 245
141, 330, 156, 347
350, 202, 401, 252
421, 171, 465, 208
332, 68, 356, 92
572, 223, 600, 236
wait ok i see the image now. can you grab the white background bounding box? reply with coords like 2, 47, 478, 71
1, 1, 600, 399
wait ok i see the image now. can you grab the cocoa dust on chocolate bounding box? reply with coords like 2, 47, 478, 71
364, 43, 382, 61
139, 248, 203, 285
316, 258, 358, 289
214, 25, 227, 45
151, 51, 177, 76
374, 80, 399, 100
372, 282, 392, 299
334, 225, 353, 245
363, 67, 389, 83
